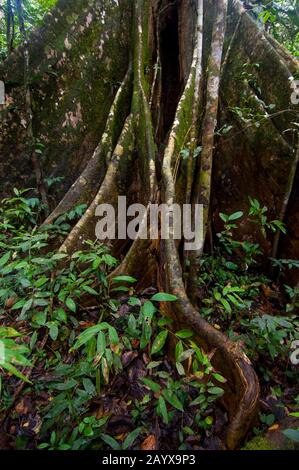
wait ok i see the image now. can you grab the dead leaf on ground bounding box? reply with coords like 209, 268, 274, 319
140, 435, 157, 450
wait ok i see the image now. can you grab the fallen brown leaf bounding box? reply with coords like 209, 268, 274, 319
141, 435, 157, 450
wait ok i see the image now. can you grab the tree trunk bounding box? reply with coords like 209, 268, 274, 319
0, 0, 298, 449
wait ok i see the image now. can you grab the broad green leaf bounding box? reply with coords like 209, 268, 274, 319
48, 323, 59, 341
54, 379, 78, 391
162, 389, 184, 412
83, 378, 96, 396
228, 211, 243, 221
175, 341, 184, 363
176, 362, 185, 376
112, 276, 137, 284
97, 331, 106, 356
175, 329, 193, 339
208, 387, 224, 396
141, 378, 161, 393
0, 252, 10, 267
82, 285, 98, 296
66, 297, 76, 313
72, 324, 103, 349
150, 330, 168, 355
0, 327, 21, 338
122, 427, 142, 450
141, 301, 156, 320
140, 322, 152, 349
108, 326, 119, 346
212, 373, 227, 384
128, 297, 141, 307
2, 363, 32, 383
151, 293, 177, 302
282, 429, 299, 443
158, 396, 168, 424
147, 361, 162, 369
100, 434, 121, 450
178, 349, 194, 363
220, 298, 232, 313
219, 213, 229, 223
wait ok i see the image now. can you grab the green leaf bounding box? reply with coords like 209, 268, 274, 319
212, 373, 227, 384
122, 427, 142, 450
158, 317, 173, 327
128, 297, 141, 307
54, 379, 78, 391
176, 362, 185, 376
111, 286, 130, 293
0, 327, 21, 338
72, 324, 103, 349
178, 349, 194, 363
162, 389, 184, 412
151, 293, 177, 302
83, 378, 96, 396
0, 252, 10, 267
175, 329, 193, 339
97, 331, 106, 356
108, 326, 119, 346
228, 211, 243, 221
175, 341, 184, 363
141, 301, 156, 320
66, 297, 76, 313
282, 429, 299, 443
219, 213, 229, 223
147, 361, 162, 369
30, 331, 38, 350
140, 322, 152, 349
112, 276, 137, 284
128, 314, 137, 335
48, 323, 59, 341
141, 378, 161, 393
150, 330, 168, 355
55, 308, 67, 324
82, 285, 98, 296
100, 434, 121, 450
2, 363, 32, 384
208, 387, 224, 396
158, 396, 169, 424
220, 298, 232, 313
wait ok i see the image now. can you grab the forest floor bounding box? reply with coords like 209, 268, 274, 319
0, 190, 298, 451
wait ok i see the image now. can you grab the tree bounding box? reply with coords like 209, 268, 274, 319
0, 0, 298, 449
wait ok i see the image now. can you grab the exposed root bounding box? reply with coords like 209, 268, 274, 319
185, 0, 203, 205
188, 0, 228, 300
60, 114, 134, 254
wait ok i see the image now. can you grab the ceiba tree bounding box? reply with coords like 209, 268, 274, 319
0, 0, 298, 449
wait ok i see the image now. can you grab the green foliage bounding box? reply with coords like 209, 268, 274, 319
282, 429, 299, 443
0, 326, 31, 385
198, 200, 298, 387
0, 0, 57, 59
248, 197, 286, 237
237, 314, 299, 363
248, 0, 299, 58
0, 187, 297, 450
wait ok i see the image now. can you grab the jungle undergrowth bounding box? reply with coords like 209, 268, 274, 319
0, 188, 298, 450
